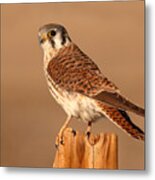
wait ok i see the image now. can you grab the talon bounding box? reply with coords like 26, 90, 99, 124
72, 129, 76, 136
55, 134, 64, 146
55, 143, 58, 149
86, 121, 92, 139
60, 139, 64, 145
86, 131, 91, 138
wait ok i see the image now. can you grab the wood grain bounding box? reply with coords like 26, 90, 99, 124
53, 128, 118, 169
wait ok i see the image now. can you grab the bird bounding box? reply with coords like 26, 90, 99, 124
38, 23, 145, 145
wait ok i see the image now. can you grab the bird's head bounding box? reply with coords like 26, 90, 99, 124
38, 23, 72, 57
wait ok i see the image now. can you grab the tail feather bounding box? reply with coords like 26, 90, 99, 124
97, 102, 144, 141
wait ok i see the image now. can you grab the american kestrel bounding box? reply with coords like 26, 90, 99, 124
38, 23, 144, 144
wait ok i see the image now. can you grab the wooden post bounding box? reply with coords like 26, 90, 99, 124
53, 128, 118, 169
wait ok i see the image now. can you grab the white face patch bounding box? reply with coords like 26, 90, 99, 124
42, 40, 52, 51
42, 40, 58, 69
53, 32, 63, 49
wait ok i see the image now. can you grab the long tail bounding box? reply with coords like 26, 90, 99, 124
97, 102, 144, 141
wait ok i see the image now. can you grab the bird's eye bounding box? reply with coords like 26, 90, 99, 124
50, 30, 56, 36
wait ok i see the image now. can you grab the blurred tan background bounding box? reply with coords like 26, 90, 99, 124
1, 1, 144, 169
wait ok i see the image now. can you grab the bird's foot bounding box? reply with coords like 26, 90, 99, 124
85, 121, 92, 140
71, 129, 77, 136
85, 130, 91, 141
55, 128, 77, 148
55, 116, 72, 148
55, 130, 65, 148
86, 131, 91, 139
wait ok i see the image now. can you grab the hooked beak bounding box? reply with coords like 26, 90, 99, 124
39, 33, 48, 44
